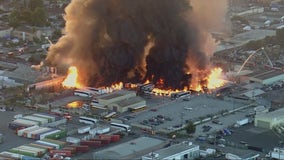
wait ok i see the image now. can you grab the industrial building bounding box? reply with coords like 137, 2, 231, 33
95, 90, 136, 106
254, 107, 284, 129
245, 69, 284, 85
93, 137, 165, 159
27, 76, 64, 91
142, 142, 199, 160
94, 90, 146, 113
108, 96, 146, 113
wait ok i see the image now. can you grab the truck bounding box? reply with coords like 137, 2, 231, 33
235, 118, 249, 127
0, 133, 3, 143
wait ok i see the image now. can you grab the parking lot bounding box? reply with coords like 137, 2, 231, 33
125, 94, 248, 131
0, 106, 35, 152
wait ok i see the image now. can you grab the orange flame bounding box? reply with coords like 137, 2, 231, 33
206, 67, 225, 90
110, 82, 124, 90
62, 66, 82, 88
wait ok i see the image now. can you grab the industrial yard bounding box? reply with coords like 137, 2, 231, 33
1, 0, 284, 160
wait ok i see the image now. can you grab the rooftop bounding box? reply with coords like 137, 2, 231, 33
97, 90, 135, 100
256, 107, 284, 119
247, 69, 284, 80
143, 142, 199, 159
115, 96, 145, 108
93, 137, 165, 159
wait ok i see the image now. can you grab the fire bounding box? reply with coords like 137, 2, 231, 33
206, 67, 225, 89
110, 82, 123, 90
62, 66, 82, 88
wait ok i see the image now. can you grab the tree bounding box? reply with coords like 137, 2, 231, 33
28, 0, 44, 11
52, 29, 62, 39
31, 7, 48, 26
276, 28, 284, 48
185, 121, 196, 134
8, 10, 20, 28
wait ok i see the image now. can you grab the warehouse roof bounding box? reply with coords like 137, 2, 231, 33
142, 142, 199, 159
93, 137, 165, 159
256, 107, 284, 119
97, 90, 135, 100
242, 89, 265, 98
247, 70, 284, 80
115, 96, 145, 108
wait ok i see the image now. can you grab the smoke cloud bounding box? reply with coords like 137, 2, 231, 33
46, 0, 228, 89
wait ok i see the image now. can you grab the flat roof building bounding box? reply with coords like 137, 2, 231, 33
93, 137, 165, 159
109, 96, 146, 113
142, 142, 199, 160
255, 107, 284, 129
96, 90, 136, 106
94, 90, 146, 113
246, 70, 284, 85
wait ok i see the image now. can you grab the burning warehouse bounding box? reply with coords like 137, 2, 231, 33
45, 0, 228, 91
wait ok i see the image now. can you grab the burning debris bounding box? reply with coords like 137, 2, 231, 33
47, 0, 228, 91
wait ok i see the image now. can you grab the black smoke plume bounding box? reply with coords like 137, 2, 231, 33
46, 0, 222, 89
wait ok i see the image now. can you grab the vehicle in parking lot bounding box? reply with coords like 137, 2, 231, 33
240, 141, 248, 145
212, 119, 223, 125
150, 108, 157, 112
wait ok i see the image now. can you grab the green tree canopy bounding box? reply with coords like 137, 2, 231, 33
28, 0, 44, 11
276, 28, 284, 48
185, 121, 196, 134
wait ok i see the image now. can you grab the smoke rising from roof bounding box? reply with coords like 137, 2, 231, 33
46, 0, 228, 89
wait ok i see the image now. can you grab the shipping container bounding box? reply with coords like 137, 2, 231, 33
33, 141, 56, 150
110, 135, 120, 142
17, 145, 45, 157
66, 137, 80, 144
78, 126, 91, 134
28, 127, 51, 139
10, 148, 37, 157
29, 143, 54, 151
24, 116, 49, 125
22, 127, 43, 138
9, 119, 38, 130
0, 154, 15, 160
0, 151, 24, 159
97, 138, 111, 145
16, 117, 41, 125
36, 140, 60, 149
42, 138, 66, 148
49, 150, 72, 157
17, 125, 39, 137
33, 113, 55, 123
96, 127, 110, 134
80, 141, 102, 148
70, 145, 89, 153
89, 128, 97, 135
22, 156, 41, 160
39, 129, 61, 140
62, 146, 76, 154
45, 130, 67, 140
23, 144, 47, 153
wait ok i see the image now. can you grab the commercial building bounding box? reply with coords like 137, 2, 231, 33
246, 70, 284, 85
96, 90, 136, 106
95, 90, 146, 113
255, 107, 284, 129
108, 96, 146, 113
142, 142, 200, 160
225, 153, 259, 160
93, 137, 165, 159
